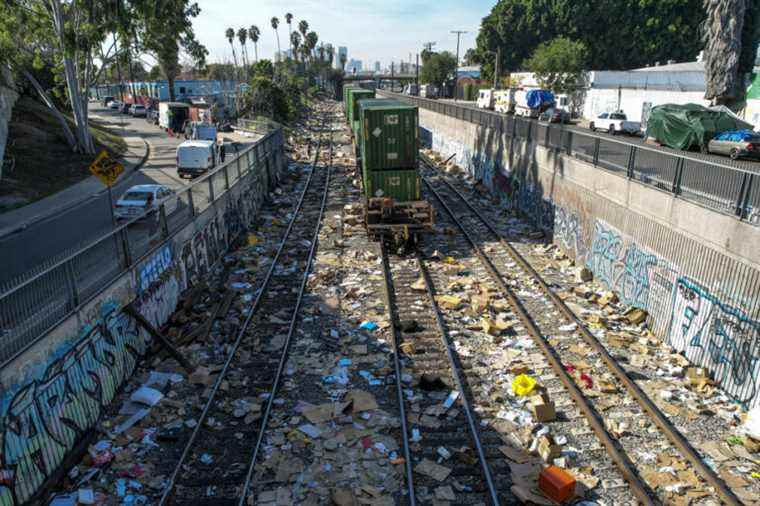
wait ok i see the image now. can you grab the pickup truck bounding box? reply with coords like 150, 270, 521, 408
589, 112, 641, 136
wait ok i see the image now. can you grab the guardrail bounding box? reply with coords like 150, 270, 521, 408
0, 129, 283, 367
381, 91, 760, 225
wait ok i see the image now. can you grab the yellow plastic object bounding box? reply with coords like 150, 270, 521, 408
247, 234, 259, 247
512, 374, 537, 397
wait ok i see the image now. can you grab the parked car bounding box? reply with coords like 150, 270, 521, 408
589, 111, 641, 135
130, 104, 147, 117
176, 140, 218, 178
102, 96, 115, 107
539, 108, 571, 124
114, 184, 176, 222
120, 103, 132, 115
707, 130, 760, 160
108, 100, 122, 110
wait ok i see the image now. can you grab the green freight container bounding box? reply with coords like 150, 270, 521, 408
343, 84, 359, 121
364, 168, 421, 202
347, 88, 375, 128
358, 99, 418, 170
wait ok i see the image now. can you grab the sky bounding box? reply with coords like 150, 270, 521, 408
191, 0, 496, 69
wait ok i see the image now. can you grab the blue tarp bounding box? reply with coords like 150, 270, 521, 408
713, 130, 760, 142
526, 89, 555, 109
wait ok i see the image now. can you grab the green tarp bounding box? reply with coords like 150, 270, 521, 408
645, 103, 754, 150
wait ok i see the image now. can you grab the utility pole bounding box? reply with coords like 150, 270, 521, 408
451, 30, 467, 101
493, 47, 501, 90
415, 53, 420, 94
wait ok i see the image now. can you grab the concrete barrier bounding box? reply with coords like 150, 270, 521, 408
416, 104, 760, 409
0, 130, 286, 505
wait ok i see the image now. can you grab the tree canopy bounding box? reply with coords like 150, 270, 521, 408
526, 37, 588, 93
474, 0, 706, 79
420, 51, 457, 88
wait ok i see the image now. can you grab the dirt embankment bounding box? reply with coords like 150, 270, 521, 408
1, 97, 127, 212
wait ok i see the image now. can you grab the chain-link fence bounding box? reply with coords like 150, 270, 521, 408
0, 129, 283, 367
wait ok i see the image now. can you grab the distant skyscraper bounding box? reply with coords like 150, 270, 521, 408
336, 46, 348, 70
347, 59, 363, 74
374, 61, 381, 72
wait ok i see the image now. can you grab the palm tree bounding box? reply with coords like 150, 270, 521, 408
290, 32, 302, 62
237, 28, 249, 70
318, 45, 325, 63
271, 17, 281, 60
326, 44, 335, 67
225, 27, 239, 79
306, 31, 318, 62
702, 0, 750, 107
248, 25, 260, 62
285, 12, 293, 55
298, 20, 308, 39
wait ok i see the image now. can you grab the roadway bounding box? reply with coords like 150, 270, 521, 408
434, 97, 760, 173
0, 104, 258, 286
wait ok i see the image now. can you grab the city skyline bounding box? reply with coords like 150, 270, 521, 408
191, 0, 484, 69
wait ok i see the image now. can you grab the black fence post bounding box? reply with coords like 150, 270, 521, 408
735, 173, 754, 218
187, 188, 196, 217
593, 138, 601, 166
64, 260, 80, 309
672, 158, 684, 195
544, 125, 550, 148
565, 129, 573, 156
159, 204, 169, 238
626, 146, 636, 179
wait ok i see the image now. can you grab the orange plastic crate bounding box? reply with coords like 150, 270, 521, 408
538, 466, 576, 503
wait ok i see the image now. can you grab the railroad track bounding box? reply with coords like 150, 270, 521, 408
418, 155, 745, 505
158, 103, 336, 505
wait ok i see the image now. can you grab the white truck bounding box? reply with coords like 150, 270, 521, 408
494, 90, 515, 113
420, 84, 438, 99
589, 111, 641, 135
176, 140, 218, 179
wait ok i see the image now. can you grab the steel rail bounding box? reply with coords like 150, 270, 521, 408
379, 240, 417, 506
422, 158, 744, 506
415, 251, 502, 505
237, 107, 335, 505
421, 172, 656, 506
158, 134, 325, 506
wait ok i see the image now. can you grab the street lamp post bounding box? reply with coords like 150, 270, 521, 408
451, 30, 467, 101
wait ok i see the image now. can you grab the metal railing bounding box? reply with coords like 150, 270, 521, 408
381, 91, 760, 225
0, 129, 284, 367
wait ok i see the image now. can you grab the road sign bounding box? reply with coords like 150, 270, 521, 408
89, 150, 124, 187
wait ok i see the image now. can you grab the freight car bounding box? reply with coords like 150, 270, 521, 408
356, 98, 433, 245
343, 84, 360, 121
347, 88, 375, 139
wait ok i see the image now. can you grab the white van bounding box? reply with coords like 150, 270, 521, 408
176, 140, 217, 179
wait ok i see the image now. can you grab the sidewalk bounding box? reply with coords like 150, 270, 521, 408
0, 136, 148, 238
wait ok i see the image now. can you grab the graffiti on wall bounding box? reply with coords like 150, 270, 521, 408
515, 182, 554, 231
585, 219, 677, 311
137, 245, 172, 294
555, 207, 585, 261
669, 278, 760, 406
0, 304, 145, 505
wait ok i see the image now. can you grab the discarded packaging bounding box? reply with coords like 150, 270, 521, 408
512, 374, 537, 397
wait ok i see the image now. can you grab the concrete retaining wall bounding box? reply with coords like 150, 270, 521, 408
417, 105, 760, 409
0, 132, 285, 505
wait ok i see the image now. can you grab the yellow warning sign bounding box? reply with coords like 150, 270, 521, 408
89, 150, 124, 187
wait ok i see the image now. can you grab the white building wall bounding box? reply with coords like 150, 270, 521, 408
583, 88, 709, 123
